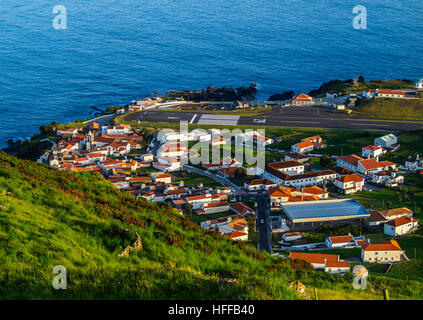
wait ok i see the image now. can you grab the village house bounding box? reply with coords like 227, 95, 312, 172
361, 145, 386, 160
370, 170, 404, 187
282, 232, 301, 242
203, 201, 230, 215
56, 127, 79, 138
101, 124, 132, 136
337, 154, 397, 176
334, 174, 365, 194
325, 235, 355, 248
403, 155, 423, 171
290, 252, 350, 274
332, 101, 345, 110
284, 152, 310, 163
230, 202, 255, 215
263, 161, 336, 188
361, 240, 403, 263
367, 210, 388, 227
291, 141, 314, 153
268, 185, 327, 209
374, 134, 398, 149
378, 207, 414, 221
151, 172, 172, 184
217, 166, 239, 178
336, 154, 364, 172
245, 179, 277, 191
384, 216, 419, 237
375, 89, 406, 98
292, 94, 314, 106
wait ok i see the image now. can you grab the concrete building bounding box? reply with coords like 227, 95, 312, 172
384, 216, 419, 237
281, 199, 370, 231
374, 134, 398, 149
361, 240, 403, 263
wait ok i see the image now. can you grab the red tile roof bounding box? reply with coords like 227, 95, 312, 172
290, 252, 339, 264
337, 154, 364, 166
386, 216, 418, 227
328, 235, 354, 244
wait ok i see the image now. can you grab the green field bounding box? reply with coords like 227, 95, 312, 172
352, 98, 423, 121
2, 152, 423, 299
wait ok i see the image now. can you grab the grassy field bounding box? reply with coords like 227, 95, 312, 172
352, 98, 423, 121
2, 152, 423, 299
309, 79, 416, 97
171, 171, 222, 189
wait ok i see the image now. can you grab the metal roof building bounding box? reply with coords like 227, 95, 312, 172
281, 199, 370, 231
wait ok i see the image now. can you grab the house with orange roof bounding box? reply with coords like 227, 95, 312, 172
357, 158, 397, 176
291, 140, 314, 153
362, 145, 386, 160
292, 94, 314, 106
325, 235, 355, 248
384, 216, 419, 237
227, 230, 248, 241
217, 166, 239, 178
245, 178, 277, 191
370, 170, 404, 187
336, 154, 364, 172
375, 89, 406, 98
230, 202, 255, 215
290, 252, 350, 273
378, 207, 414, 221
334, 174, 365, 194
203, 201, 230, 215
210, 137, 227, 146
361, 240, 403, 263
151, 172, 172, 184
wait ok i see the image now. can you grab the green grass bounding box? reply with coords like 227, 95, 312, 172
1, 152, 422, 299
352, 98, 423, 121
172, 171, 222, 189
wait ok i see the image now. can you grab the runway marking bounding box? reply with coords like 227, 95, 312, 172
189, 114, 198, 124
350, 123, 391, 127
272, 121, 321, 124
197, 114, 240, 125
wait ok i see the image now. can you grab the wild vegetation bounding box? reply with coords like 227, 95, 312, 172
1, 152, 422, 299
308, 78, 415, 97
352, 98, 423, 121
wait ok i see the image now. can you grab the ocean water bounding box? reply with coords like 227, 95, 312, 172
0, 0, 422, 146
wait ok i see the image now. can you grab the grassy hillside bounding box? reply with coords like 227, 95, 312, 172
353, 98, 423, 121
0, 152, 422, 300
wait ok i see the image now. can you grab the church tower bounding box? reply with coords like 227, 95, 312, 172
86, 130, 94, 150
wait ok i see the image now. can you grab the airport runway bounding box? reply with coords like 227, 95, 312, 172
125, 107, 423, 131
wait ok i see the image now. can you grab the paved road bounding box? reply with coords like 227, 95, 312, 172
124, 107, 423, 131
182, 165, 241, 192
245, 192, 272, 254
84, 114, 116, 127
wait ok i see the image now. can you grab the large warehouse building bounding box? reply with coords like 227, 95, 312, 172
281, 199, 370, 231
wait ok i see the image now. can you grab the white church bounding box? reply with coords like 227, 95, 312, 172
416, 78, 423, 89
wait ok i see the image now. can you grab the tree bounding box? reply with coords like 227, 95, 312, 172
319, 154, 331, 168
358, 75, 366, 83
182, 203, 193, 217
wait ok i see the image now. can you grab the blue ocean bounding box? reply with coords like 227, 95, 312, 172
1, 0, 422, 146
